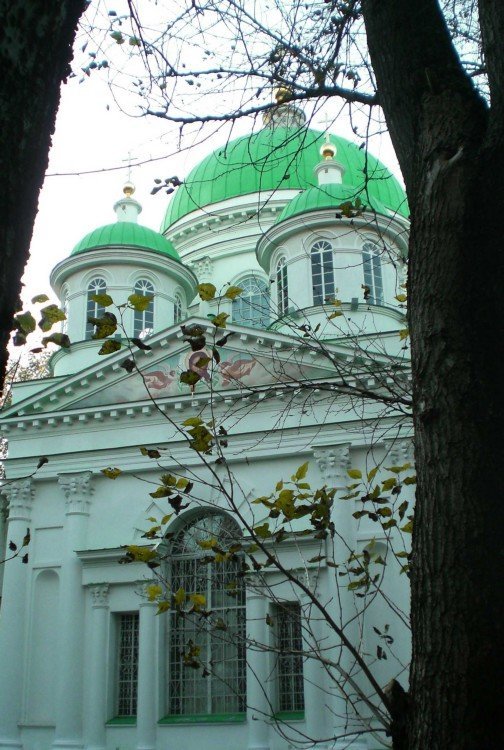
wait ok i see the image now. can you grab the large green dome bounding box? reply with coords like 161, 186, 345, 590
72, 221, 180, 260
162, 126, 408, 231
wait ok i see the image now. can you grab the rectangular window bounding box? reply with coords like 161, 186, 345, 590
275, 602, 305, 713
117, 613, 139, 717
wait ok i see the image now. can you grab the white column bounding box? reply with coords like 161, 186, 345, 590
0, 478, 34, 750
246, 587, 270, 750
313, 445, 367, 749
136, 585, 157, 750
301, 583, 332, 750
190, 256, 214, 316
85, 584, 110, 750
53, 472, 93, 750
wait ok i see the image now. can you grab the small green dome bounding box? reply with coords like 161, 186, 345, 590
72, 222, 180, 260
162, 126, 408, 231
276, 183, 390, 223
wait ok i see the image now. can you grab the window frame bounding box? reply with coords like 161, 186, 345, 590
231, 275, 270, 329
310, 239, 335, 306
362, 241, 384, 305
115, 611, 139, 720
165, 512, 246, 721
274, 601, 305, 716
133, 278, 155, 338
86, 277, 107, 339
276, 258, 288, 316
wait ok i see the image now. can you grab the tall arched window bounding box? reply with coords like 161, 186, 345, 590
167, 512, 246, 718
133, 279, 155, 338
276, 258, 288, 316
232, 276, 270, 329
86, 277, 107, 339
362, 242, 384, 304
311, 240, 335, 305
174, 293, 184, 324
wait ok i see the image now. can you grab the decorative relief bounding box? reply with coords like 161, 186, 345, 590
385, 438, 415, 468
1, 478, 34, 520
58, 471, 93, 515
89, 583, 109, 608
190, 256, 213, 283
313, 444, 351, 488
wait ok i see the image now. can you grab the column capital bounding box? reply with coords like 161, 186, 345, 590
384, 437, 415, 467
58, 471, 93, 515
190, 255, 213, 282
1, 478, 34, 522
313, 443, 351, 487
88, 583, 110, 608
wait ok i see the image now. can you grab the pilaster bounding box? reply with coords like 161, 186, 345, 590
136, 583, 158, 750
246, 585, 271, 750
85, 584, 110, 750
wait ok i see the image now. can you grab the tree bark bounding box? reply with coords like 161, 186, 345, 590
362, 1, 504, 748
0, 0, 86, 393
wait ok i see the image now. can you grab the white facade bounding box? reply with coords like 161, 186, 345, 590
0, 116, 412, 750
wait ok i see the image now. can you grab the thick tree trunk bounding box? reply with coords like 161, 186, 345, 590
0, 0, 86, 393
363, 1, 504, 748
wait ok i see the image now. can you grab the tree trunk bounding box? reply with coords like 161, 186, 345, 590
362, 1, 504, 748
0, 0, 86, 393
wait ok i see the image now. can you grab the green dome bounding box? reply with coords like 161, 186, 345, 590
162, 126, 408, 231
276, 183, 390, 223
72, 222, 180, 260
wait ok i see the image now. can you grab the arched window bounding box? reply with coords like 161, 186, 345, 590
86, 277, 107, 339
311, 239, 335, 305
362, 242, 384, 304
133, 279, 155, 338
232, 276, 270, 329
276, 258, 288, 316
167, 512, 246, 717
174, 293, 184, 324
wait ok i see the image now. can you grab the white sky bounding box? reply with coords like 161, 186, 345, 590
22, 42, 403, 309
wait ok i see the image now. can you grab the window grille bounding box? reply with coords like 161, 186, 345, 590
232, 277, 270, 329
133, 279, 155, 338
167, 512, 246, 716
86, 278, 107, 339
311, 240, 335, 305
117, 613, 139, 716
362, 242, 384, 305
174, 293, 184, 324
275, 602, 304, 712
276, 258, 288, 316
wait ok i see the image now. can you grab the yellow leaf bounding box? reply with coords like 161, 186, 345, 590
101, 467, 122, 479
183, 417, 204, 427
157, 601, 171, 614
161, 514, 173, 525
224, 285, 243, 300
91, 293, 114, 307
125, 545, 158, 563
347, 469, 362, 480
382, 477, 397, 491
189, 593, 206, 610
399, 328, 409, 340
275, 480, 284, 492
198, 283, 216, 301
98, 339, 122, 355
197, 537, 218, 550
174, 587, 186, 607
128, 293, 153, 311
395, 294, 407, 303
294, 461, 309, 480
147, 584, 162, 601
211, 312, 229, 328
401, 520, 413, 533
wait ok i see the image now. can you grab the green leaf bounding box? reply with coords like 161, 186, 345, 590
98, 339, 122, 355
173, 587, 186, 607
347, 469, 362, 480
224, 285, 243, 300
401, 520, 413, 533
253, 522, 271, 539
395, 293, 407, 303
128, 293, 153, 311
110, 30, 125, 43
140, 447, 161, 459
367, 466, 379, 483
183, 417, 204, 427
42, 332, 71, 349
14, 311, 36, 335
91, 293, 114, 307
31, 294, 49, 304
382, 477, 397, 491
129, 35, 141, 46
39, 304, 66, 332
198, 283, 216, 301
403, 475, 417, 485
180, 370, 201, 386
101, 467, 122, 479
211, 312, 229, 328
385, 463, 411, 474
88, 312, 117, 339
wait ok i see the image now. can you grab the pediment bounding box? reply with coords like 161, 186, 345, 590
1, 318, 358, 419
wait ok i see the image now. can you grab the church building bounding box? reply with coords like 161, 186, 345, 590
0, 101, 413, 750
